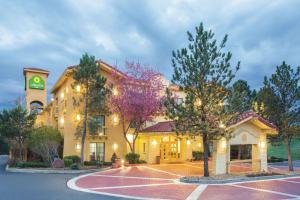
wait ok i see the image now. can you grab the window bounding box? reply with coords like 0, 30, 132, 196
89, 115, 105, 136
89, 142, 105, 161
230, 144, 252, 161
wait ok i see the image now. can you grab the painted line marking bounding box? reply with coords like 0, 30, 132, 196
139, 166, 184, 178
226, 176, 300, 185
67, 171, 172, 200
185, 184, 207, 200
277, 179, 300, 184
87, 182, 176, 190
230, 184, 300, 198
90, 174, 175, 181
183, 164, 204, 169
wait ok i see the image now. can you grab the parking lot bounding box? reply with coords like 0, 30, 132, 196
68, 162, 300, 200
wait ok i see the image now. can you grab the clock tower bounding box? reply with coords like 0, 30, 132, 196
23, 68, 49, 113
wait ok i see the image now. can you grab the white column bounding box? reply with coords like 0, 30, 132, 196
212, 138, 228, 175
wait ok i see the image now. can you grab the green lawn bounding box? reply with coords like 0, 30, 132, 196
268, 139, 300, 160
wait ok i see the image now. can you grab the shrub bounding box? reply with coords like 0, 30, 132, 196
70, 163, 80, 170
64, 155, 81, 164
16, 162, 49, 168
125, 152, 140, 164
192, 151, 204, 161
268, 156, 288, 163
64, 158, 73, 167
111, 153, 117, 163
26, 126, 63, 164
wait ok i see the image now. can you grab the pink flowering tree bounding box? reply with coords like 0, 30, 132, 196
110, 62, 164, 153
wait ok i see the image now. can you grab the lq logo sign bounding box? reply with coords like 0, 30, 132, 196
29, 75, 45, 90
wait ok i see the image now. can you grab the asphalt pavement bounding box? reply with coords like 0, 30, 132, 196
0, 155, 124, 200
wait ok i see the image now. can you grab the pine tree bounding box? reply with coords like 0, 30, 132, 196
257, 61, 300, 171
73, 53, 108, 164
227, 80, 255, 113
165, 23, 240, 177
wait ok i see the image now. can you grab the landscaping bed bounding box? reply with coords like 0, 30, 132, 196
179, 171, 300, 184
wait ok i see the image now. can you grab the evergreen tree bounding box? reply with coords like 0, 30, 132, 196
257, 61, 300, 171
0, 105, 36, 161
227, 80, 255, 113
73, 53, 108, 164
165, 23, 240, 177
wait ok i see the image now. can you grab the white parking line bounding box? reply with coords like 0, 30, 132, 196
230, 184, 300, 198
139, 166, 183, 178
185, 184, 207, 200
90, 174, 175, 181
277, 179, 300, 184
87, 182, 177, 190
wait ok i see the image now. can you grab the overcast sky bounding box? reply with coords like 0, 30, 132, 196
1, 0, 300, 109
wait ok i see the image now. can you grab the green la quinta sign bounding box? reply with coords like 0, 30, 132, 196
29, 75, 45, 90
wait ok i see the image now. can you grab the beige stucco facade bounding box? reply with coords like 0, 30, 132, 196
23, 61, 277, 175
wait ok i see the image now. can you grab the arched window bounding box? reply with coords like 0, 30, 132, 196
30, 101, 44, 114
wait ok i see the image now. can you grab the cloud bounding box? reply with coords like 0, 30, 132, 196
0, 0, 300, 109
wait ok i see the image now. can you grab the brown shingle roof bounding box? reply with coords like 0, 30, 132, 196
141, 111, 277, 133
141, 121, 175, 133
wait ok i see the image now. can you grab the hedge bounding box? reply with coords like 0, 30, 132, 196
16, 162, 49, 168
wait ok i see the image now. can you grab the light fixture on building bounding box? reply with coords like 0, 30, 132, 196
112, 114, 119, 125
195, 98, 202, 107
260, 141, 266, 148
198, 143, 202, 148
113, 143, 118, 151
76, 114, 81, 121
51, 97, 54, 102
66, 87, 69, 93
112, 87, 118, 96
60, 92, 65, 99
75, 143, 81, 151
60, 117, 64, 127
187, 140, 191, 145
151, 140, 157, 146
121, 159, 125, 166
219, 122, 226, 129
126, 134, 134, 143
221, 139, 226, 149
76, 85, 81, 93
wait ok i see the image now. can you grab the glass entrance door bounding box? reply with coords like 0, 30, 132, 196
89, 142, 105, 161
160, 141, 180, 163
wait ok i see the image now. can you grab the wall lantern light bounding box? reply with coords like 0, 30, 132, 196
152, 140, 157, 146
112, 114, 119, 125
260, 141, 266, 148
221, 139, 226, 149
60, 92, 65, 99
187, 140, 191, 145
75, 143, 81, 151
60, 117, 64, 127
219, 122, 226, 129
113, 143, 118, 151
76, 114, 81, 121
51, 97, 54, 102
112, 87, 118, 96
76, 85, 81, 93
198, 143, 202, 148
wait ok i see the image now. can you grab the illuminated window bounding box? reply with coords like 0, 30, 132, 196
89, 142, 105, 161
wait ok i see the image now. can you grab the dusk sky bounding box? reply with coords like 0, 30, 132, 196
1, 0, 300, 109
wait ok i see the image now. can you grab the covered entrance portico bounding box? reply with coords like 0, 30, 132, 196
212, 111, 278, 175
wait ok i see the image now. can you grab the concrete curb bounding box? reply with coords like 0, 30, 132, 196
180, 173, 300, 185
6, 165, 111, 174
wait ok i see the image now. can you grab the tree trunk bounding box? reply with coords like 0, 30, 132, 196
202, 134, 209, 177
81, 91, 89, 164
284, 136, 293, 171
